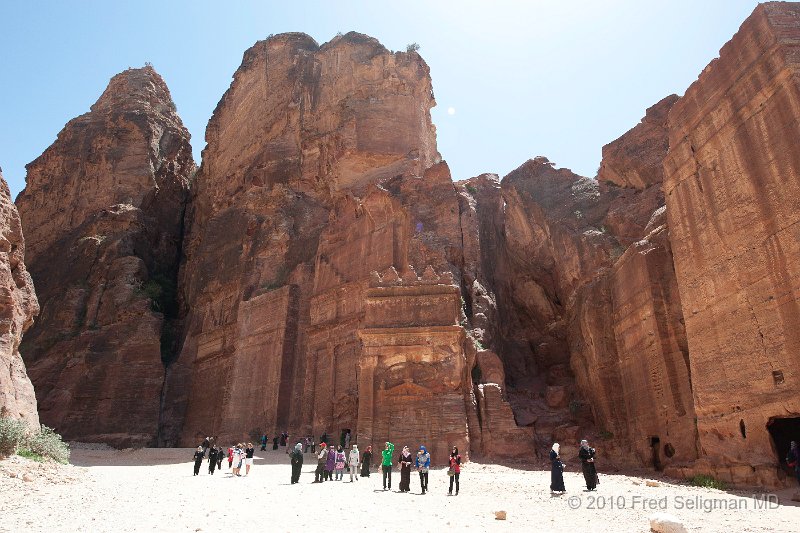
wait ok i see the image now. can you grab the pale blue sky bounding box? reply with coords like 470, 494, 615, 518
0, 0, 760, 197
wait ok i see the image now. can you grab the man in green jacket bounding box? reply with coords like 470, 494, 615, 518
381, 441, 395, 490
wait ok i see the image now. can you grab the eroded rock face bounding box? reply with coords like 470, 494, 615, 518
566, 92, 697, 470
454, 95, 696, 469
16, 67, 194, 446
570, 207, 697, 469
456, 159, 623, 458
0, 169, 39, 428
663, 2, 800, 486
14, 6, 800, 486
164, 32, 521, 461
598, 94, 678, 190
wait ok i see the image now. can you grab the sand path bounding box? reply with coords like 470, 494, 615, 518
2, 447, 799, 532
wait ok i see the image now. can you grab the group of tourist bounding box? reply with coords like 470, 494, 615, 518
192, 432, 603, 495
193, 438, 255, 477
310, 440, 455, 494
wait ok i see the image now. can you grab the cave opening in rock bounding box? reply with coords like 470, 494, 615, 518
767, 417, 800, 471
649, 436, 662, 470
340, 428, 351, 448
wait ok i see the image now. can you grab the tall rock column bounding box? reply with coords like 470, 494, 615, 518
164, 32, 441, 446
570, 94, 698, 470
0, 169, 39, 428
663, 2, 800, 486
15, 66, 195, 446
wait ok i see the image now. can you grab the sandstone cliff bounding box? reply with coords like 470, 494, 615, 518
16, 66, 194, 446
14, 4, 800, 487
662, 1, 800, 486
0, 168, 39, 428
162, 32, 528, 460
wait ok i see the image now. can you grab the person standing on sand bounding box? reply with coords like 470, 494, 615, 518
261, 434, 267, 451
208, 446, 218, 475
290, 442, 304, 484
245, 443, 255, 475
578, 439, 598, 491
193, 446, 204, 476
227, 445, 234, 469
381, 441, 395, 490
398, 446, 413, 492
348, 444, 360, 482
233, 444, 245, 477
310, 436, 316, 454
273, 436, 279, 450
550, 443, 565, 494
416, 445, 430, 494
325, 443, 337, 481
314, 442, 328, 483
334, 445, 346, 480
448, 446, 462, 495
202, 437, 210, 456
231, 445, 239, 476
361, 445, 372, 477
787, 441, 800, 486
216, 446, 223, 470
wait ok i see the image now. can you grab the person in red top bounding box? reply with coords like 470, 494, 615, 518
227, 446, 234, 469
448, 446, 462, 495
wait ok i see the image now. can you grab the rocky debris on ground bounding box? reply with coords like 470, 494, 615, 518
649, 512, 687, 533
0, 454, 83, 485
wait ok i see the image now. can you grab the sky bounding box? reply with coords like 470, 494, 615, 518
0, 0, 761, 198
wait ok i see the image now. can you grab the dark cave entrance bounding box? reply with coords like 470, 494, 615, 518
340, 428, 351, 448
767, 416, 800, 471
649, 436, 662, 471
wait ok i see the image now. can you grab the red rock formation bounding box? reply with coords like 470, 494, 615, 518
165, 32, 521, 461
165, 32, 438, 446
455, 159, 623, 459
663, 2, 800, 486
0, 169, 39, 428
598, 95, 678, 190
454, 90, 696, 470
16, 66, 194, 446
570, 208, 697, 469
566, 92, 698, 471
358, 268, 469, 463
13, 5, 799, 487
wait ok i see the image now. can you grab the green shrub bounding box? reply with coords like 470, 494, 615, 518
24, 425, 70, 464
16, 448, 44, 462
0, 417, 27, 457
465, 184, 478, 195
406, 42, 420, 52
688, 474, 726, 490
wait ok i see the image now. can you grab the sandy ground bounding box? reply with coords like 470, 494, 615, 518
1, 447, 799, 532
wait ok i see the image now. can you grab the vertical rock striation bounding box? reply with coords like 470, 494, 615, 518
163, 32, 526, 460
663, 2, 800, 486
0, 168, 39, 428
16, 66, 194, 446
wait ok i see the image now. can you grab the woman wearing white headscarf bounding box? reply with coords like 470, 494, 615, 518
550, 442, 565, 493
